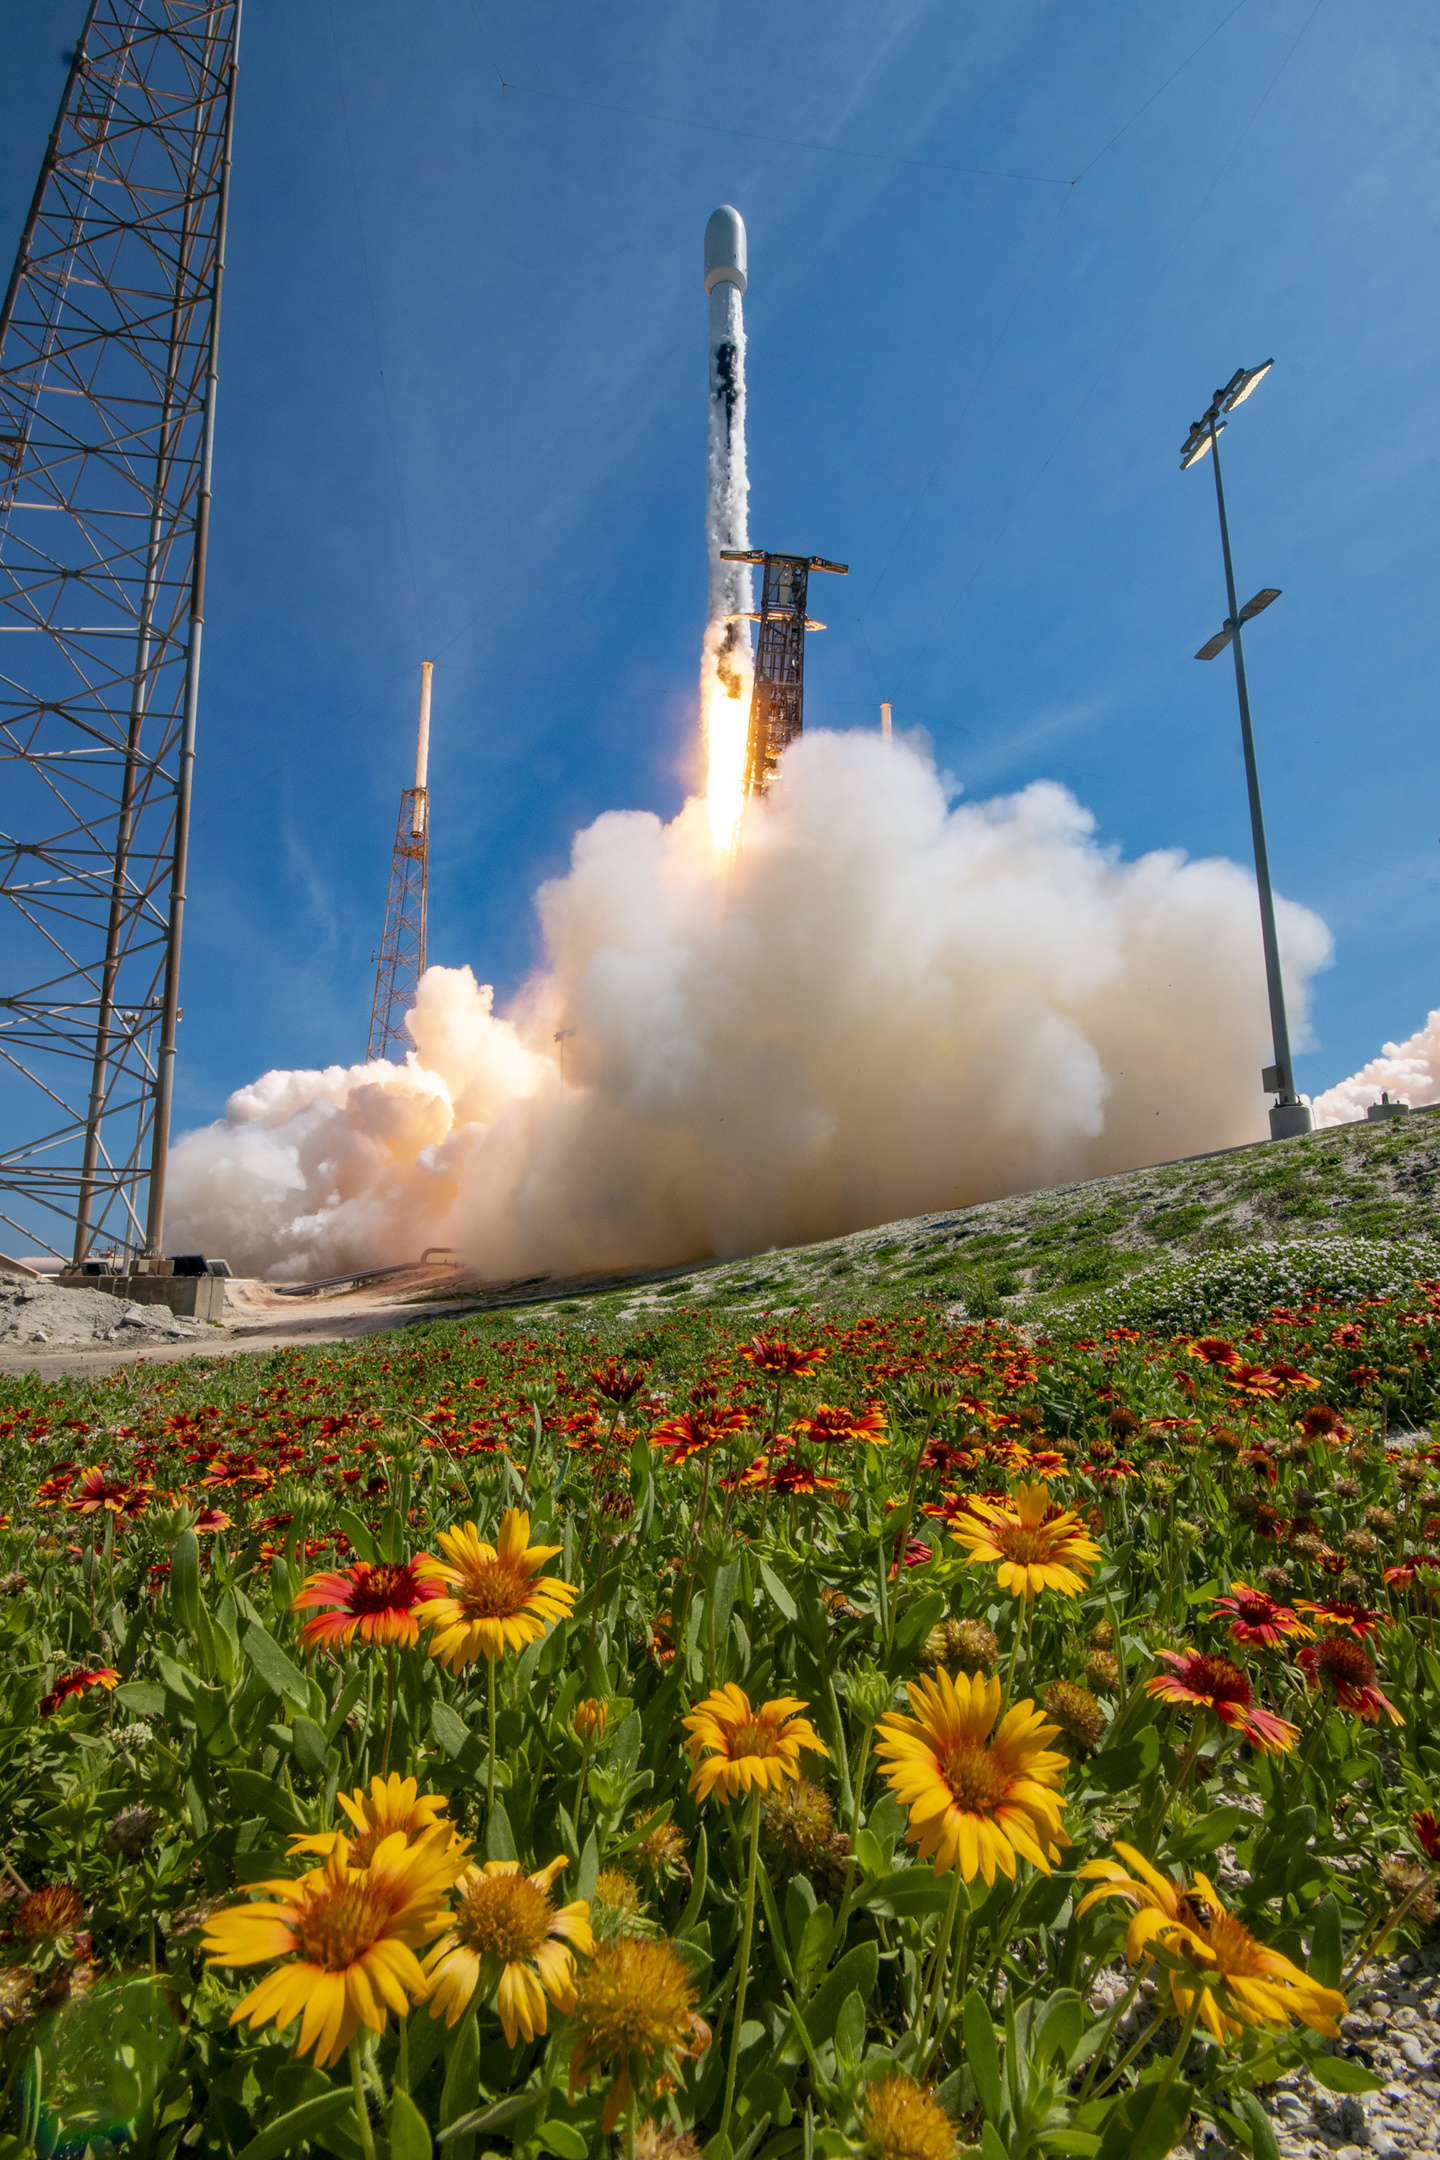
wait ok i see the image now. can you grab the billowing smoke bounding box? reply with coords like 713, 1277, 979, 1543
166, 727, 1333, 1281
1312, 1010, 1440, 1126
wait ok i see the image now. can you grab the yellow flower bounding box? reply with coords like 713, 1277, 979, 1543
1076, 1840, 1347, 2045
568, 1935, 711, 2132
950, 1482, 1100, 1599
416, 1508, 578, 1668
681, 1684, 829, 1806
201, 1833, 457, 2066
862, 2071, 956, 2160
874, 1669, 1069, 1884
287, 1774, 461, 1868
423, 1856, 593, 2046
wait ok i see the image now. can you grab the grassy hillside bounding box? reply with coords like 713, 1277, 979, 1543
477, 1106, 1440, 1331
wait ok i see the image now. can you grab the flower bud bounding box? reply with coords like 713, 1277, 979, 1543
845, 1659, 895, 1726
574, 1698, 608, 1743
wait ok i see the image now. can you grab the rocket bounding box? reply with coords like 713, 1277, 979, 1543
701, 207, 752, 849
703, 205, 751, 704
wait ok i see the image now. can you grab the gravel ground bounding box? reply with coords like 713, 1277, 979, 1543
0, 1280, 214, 1346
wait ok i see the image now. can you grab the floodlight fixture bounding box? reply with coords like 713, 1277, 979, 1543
1195, 628, 1233, 662
1222, 359, 1273, 411
1237, 586, 1282, 624
1180, 419, 1225, 469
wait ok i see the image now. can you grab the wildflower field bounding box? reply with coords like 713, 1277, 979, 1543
3, 1242, 1440, 2160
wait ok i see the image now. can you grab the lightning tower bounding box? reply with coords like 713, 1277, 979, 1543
720, 548, 848, 797
0, 0, 241, 1266
367, 662, 432, 1059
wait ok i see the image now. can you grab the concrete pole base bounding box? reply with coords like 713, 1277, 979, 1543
1269, 1100, 1313, 1141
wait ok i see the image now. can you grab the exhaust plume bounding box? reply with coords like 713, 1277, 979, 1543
1311, 1009, 1440, 1126
166, 727, 1333, 1281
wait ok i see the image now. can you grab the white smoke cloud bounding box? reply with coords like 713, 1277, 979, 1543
1311, 1010, 1440, 1128
166, 729, 1334, 1280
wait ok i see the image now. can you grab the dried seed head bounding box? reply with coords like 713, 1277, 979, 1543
1337, 1572, 1370, 1607
1085, 1650, 1121, 1694
1343, 1529, 1380, 1560
1260, 1565, 1293, 1598
1089, 1619, 1115, 1650
1042, 1681, 1106, 1750
1335, 1477, 1362, 1501
924, 1618, 999, 1678
1365, 1506, 1397, 1535
1396, 1458, 1429, 1489
1380, 1855, 1437, 1926
104, 1805, 160, 1860
761, 1778, 851, 1901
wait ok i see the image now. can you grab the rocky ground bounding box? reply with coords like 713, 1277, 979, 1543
0, 1279, 215, 1348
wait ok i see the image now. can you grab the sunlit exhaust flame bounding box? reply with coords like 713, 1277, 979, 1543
703, 626, 750, 854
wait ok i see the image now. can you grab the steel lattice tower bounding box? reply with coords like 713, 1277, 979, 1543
367, 663, 432, 1060
721, 548, 847, 798
0, 0, 241, 1266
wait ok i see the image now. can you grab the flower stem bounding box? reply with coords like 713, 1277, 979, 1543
487, 1654, 498, 1820
381, 1644, 396, 1778
719, 1788, 763, 2143
911, 1864, 962, 2068
1134, 1990, 1201, 2146
1076, 1967, 1146, 2103
348, 2033, 377, 2160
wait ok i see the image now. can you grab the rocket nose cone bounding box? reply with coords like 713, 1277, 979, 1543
704, 204, 747, 294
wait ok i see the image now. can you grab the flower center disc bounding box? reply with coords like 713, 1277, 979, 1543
351, 1564, 412, 1614
730, 1721, 778, 1760
996, 1526, 1052, 1565
293, 1881, 390, 1970
461, 1874, 550, 1961
937, 1740, 1009, 1813
459, 1559, 530, 1620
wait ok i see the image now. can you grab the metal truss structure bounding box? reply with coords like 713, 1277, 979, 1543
367, 663, 432, 1060
721, 548, 847, 798
0, 0, 241, 1265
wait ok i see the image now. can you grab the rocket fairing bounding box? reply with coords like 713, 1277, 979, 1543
704, 205, 752, 702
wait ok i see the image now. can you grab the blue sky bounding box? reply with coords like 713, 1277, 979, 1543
3, 0, 1437, 1132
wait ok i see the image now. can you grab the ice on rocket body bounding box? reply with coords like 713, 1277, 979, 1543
704, 205, 751, 696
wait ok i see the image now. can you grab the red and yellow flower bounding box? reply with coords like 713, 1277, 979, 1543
1145, 1650, 1297, 1753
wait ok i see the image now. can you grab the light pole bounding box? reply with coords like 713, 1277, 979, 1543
1181, 361, 1312, 1142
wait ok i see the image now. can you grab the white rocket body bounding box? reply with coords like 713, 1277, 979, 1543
702, 207, 752, 846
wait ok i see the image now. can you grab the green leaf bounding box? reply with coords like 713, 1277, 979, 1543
291, 1715, 330, 1782
388, 2089, 432, 2160
834, 1990, 865, 2069
439, 2093, 535, 2142
1310, 2054, 1383, 2095
796, 1943, 878, 2054
676, 1826, 708, 1937
980, 2126, 1008, 2160
170, 1528, 201, 1635
234, 2090, 353, 2160
1086, 1725, 1160, 1792
241, 1621, 309, 1711
1308, 1894, 1343, 1990
893, 1590, 946, 1655
536, 2123, 588, 2159
114, 1682, 165, 1718
334, 1509, 380, 1564
576, 1829, 600, 1907
486, 1801, 517, 1863
758, 1558, 797, 1623
963, 1989, 1004, 2122
430, 1700, 472, 1760
611, 1709, 643, 1783
438, 2003, 480, 2156
1233, 2090, 1280, 2160
226, 1769, 307, 1834
1094, 2073, 1193, 2160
